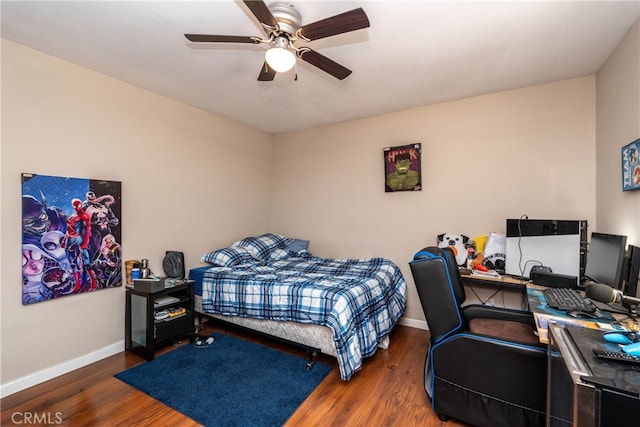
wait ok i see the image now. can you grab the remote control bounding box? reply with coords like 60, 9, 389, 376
593, 349, 640, 366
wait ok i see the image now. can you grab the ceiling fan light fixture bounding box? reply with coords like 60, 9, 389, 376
265, 36, 296, 73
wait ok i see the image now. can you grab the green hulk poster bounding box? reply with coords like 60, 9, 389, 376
384, 143, 422, 192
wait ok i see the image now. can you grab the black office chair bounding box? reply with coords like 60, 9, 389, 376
409, 246, 548, 427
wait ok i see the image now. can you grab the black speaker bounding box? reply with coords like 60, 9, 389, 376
531, 271, 578, 289
162, 251, 185, 279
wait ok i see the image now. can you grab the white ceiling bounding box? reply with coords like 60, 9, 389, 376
2, 1, 639, 134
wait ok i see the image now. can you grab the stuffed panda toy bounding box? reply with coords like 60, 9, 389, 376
437, 233, 470, 267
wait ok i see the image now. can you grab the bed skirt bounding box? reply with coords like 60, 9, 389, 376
194, 295, 390, 358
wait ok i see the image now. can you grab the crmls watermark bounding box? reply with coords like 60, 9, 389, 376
11, 412, 63, 425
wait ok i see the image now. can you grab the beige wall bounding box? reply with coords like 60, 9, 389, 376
271, 77, 597, 323
596, 18, 640, 245
1, 40, 273, 391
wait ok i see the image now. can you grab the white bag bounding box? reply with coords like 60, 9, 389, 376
483, 232, 506, 270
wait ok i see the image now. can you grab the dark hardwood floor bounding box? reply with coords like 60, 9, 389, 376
1, 323, 467, 426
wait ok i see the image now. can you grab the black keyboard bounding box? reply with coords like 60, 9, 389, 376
542, 288, 596, 313
593, 349, 640, 366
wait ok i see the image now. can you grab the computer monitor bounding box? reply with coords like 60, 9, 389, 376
584, 232, 627, 289
622, 244, 640, 299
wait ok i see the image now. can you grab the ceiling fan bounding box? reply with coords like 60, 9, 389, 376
184, 1, 370, 81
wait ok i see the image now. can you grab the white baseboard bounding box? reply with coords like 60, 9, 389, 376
0, 341, 125, 399
399, 317, 428, 331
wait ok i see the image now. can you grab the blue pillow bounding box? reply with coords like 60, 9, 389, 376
284, 238, 309, 252
202, 246, 255, 266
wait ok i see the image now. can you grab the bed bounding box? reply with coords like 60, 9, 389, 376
188, 234, 407, 381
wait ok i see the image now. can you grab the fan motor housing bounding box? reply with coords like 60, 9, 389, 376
270, 2, 302, 36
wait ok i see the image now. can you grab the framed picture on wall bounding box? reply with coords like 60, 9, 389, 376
384, 143, 422, 192
21, 173, 122, 305
622, 138, 640, 191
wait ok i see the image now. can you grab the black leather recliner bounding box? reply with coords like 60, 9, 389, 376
409, 246, 548, 427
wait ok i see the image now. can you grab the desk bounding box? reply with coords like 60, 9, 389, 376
526, 284, 624, 344
547, 324, 640, 426
461, 271, 528, 287
462, 274, 631, 343
461, 272, 529, 309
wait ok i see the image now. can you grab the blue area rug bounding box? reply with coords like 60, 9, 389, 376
115, 333, 333, 427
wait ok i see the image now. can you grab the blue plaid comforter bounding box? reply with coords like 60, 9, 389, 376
201, 252, 407, 380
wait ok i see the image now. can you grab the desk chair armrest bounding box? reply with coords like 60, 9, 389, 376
432, 333, 547, 412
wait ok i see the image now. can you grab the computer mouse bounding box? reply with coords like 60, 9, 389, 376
566, 310, 598, 319
603, 331, 638, 345
622, 342, 640, 357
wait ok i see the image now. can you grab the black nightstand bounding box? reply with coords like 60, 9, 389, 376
125, 281, 195, 360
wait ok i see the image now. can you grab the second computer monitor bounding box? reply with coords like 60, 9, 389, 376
623, 244, 640, 298
584, 232, 627, 289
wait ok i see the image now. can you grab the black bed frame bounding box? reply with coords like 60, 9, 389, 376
195, 313, 322, 369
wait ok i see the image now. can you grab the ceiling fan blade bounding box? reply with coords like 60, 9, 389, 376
299, 49, 352, 80
243, 0, 278, 29
257, 62, 276, 81
185, 34, 259, 44
298, 8, 370, 41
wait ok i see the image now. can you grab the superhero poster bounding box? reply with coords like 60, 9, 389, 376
384, 143, 422, 192
22, 173, 122, 305
622, 139, 640, 191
